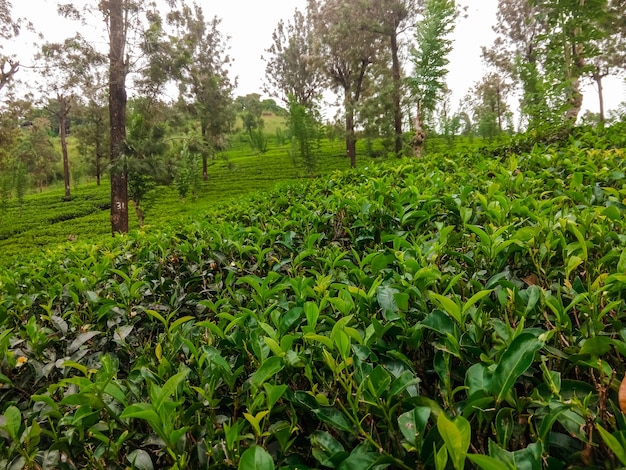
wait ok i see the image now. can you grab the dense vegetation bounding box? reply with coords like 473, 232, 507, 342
1, 123, 626, 469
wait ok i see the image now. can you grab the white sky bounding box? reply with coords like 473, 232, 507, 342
8, 0, 625, 119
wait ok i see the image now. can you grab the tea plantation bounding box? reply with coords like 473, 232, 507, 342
1, 125, 626, 469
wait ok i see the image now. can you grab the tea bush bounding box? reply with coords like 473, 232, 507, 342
0, 124, 626, 469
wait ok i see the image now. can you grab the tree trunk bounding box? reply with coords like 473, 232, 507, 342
131, 199, 144, 227
391, 33, 403, 157
109, 0, 129, 235
59, 99, 71, 199
594, 71, 605, 125
344, 89, 356, 168
565, 0, 585, 123
412, 106, 425, 158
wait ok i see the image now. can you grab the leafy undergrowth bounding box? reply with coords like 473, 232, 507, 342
1, 126, 626, 469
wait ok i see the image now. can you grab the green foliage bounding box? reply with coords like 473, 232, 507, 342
287, 96, 320, 175
0, 123, 626, 468
409, 0, 457, 116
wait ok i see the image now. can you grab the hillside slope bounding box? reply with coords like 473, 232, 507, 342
1, 126, 626, 468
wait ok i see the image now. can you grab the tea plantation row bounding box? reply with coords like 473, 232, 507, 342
1, 127, 626, 469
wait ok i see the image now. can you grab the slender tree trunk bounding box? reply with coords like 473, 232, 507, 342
59, 100, 71, 199
391, 33, 403, 157
201, 122, 209, 181
345, 92, 356, 168
412, 105, 425, 158
109, 0, 129, 235
565, 0, 585, 123
594, 71, 606, 125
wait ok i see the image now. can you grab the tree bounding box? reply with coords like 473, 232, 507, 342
288, 95, 321, 174
587, 0, 626, 123
264, 7, 326, 108
0, 0, 20, 93
14, 117, 59, 191
482, 0, 551, 129
409, 0, 457, 157
165, 3, 235, 181
58, 0, 172, 234
530, 0, 610, 123
73, 73, 109, 186
308, 0, 381, 168
362, 0, 420, 157
37, 34, 104, 198
470, 73, 513, 139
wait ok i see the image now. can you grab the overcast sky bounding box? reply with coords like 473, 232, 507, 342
9, 0, 625, 118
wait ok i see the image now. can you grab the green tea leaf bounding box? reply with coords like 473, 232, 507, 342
597, 425, 626, 467
238, 445, 275, 470
304, 302, 320, 328
462, 289, 493, 315
127, 449, 154, 470
314, 407, 354, 433
120, 403, 161, 427
429, 292, 462, 325
468, 454, 514, 470
398, 406, 430, 446
251, 356, 284, 387
153, 369, 189, 411
366, 365, 391, 400
495, 408, 514, 447
263, 383, 288, 409
580, 336, 613, 357
437, 413, 470, 470
1, 406, 21, 440
490, 333, 543, 403
377, 285, 400, 321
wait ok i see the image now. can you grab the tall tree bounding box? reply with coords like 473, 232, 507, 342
470, 73, 513, 139
37, 35, 104, 198
482, 0, 550, 129
165, 3, 235, 181
106, 0, 130, 234
587, 0, 626, 123
363, 0, 420, 157
0, 0, 19, 93
58, 0, 168, 233
531, 0, 610, 123
308, 0, 380, 168
263, 8, 325, 108
409, 0, 457, 157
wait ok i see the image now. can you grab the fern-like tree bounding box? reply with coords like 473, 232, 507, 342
409, 0, 457, 157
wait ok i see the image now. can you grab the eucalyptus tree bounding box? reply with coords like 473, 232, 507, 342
165, 3, 235, 180
308, 0, 381, 167
0, 0, 19, 93
264, 7, 325, 171
362, 0, 421, 156
586, 0, 626, 123
470, 72, 513, 139
530, 0, 612, 123
482, 0, 550, 129
263, 7, 325, 108
57, 0, 174, 233
72, 68, 109, 186
37, 34, 104, 198
409, 0, 457, 157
